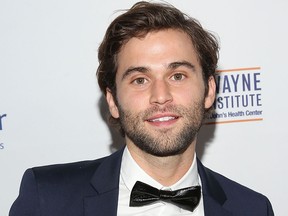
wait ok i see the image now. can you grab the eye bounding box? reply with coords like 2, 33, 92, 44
171, 73, 185, 81
132, 77, 147, 85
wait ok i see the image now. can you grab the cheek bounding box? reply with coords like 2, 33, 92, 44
117, 90, 148, 112
174, 84, 205, 103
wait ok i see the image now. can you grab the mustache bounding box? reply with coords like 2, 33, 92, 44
142, 104, 187, 118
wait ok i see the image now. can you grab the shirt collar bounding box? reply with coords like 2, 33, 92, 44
120, 146, 200, 192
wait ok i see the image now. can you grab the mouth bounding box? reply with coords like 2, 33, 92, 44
145, 113, 180, 127
147, 116, 179, 122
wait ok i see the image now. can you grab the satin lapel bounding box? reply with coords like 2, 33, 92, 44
84, 149, 124, 216
197, 159, 232, 216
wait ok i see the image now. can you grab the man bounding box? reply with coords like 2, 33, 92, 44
10, 1, 274, 215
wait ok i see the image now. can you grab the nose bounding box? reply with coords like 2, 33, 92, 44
149, 80, 173, 105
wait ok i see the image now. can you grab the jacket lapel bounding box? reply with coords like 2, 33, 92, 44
84, 149, 124, 216
197, 159, 232, 216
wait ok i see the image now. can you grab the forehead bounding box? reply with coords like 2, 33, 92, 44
116, 29, 200, 73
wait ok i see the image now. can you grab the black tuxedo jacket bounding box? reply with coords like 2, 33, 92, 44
10, 149, 274, 216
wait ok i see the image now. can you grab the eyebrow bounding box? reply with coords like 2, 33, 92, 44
168, 61, 195, 71
121, 66, 149, 80
121, 60, 196, 81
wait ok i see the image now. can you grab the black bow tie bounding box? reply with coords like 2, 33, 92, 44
129, 181, 201, 212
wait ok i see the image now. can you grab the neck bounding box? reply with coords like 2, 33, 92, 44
126, 141, 196, 187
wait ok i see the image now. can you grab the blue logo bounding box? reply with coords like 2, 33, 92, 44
206, 67, 264, 124
0, 114, 7, 130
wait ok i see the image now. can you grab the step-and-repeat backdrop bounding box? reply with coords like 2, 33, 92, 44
1, 0, 287, 215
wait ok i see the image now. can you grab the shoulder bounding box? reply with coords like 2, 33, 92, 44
9, 157, 105, 216
31, 156, 107, 183
206, 166, 267, 199
28, 148, 124, 188
31, 148, 122, 182
16, 156, 110, 201
198, 160, 274, 215
9, 150, 123, 216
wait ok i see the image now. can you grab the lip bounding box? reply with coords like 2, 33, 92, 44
145, 113, 180, 127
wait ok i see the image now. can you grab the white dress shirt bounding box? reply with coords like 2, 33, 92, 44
117, 147, 204, 216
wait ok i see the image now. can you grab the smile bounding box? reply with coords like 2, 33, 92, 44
148, 116, 178, 122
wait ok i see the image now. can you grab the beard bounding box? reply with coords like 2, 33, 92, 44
118, 100, 205, 157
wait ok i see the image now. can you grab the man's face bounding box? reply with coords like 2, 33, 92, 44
106, 29, 215, 157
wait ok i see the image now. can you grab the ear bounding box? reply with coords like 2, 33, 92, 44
106, 88, 119, 118
204, 76, 216, 109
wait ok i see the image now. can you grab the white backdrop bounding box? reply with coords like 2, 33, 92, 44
1, 0, 287, 215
